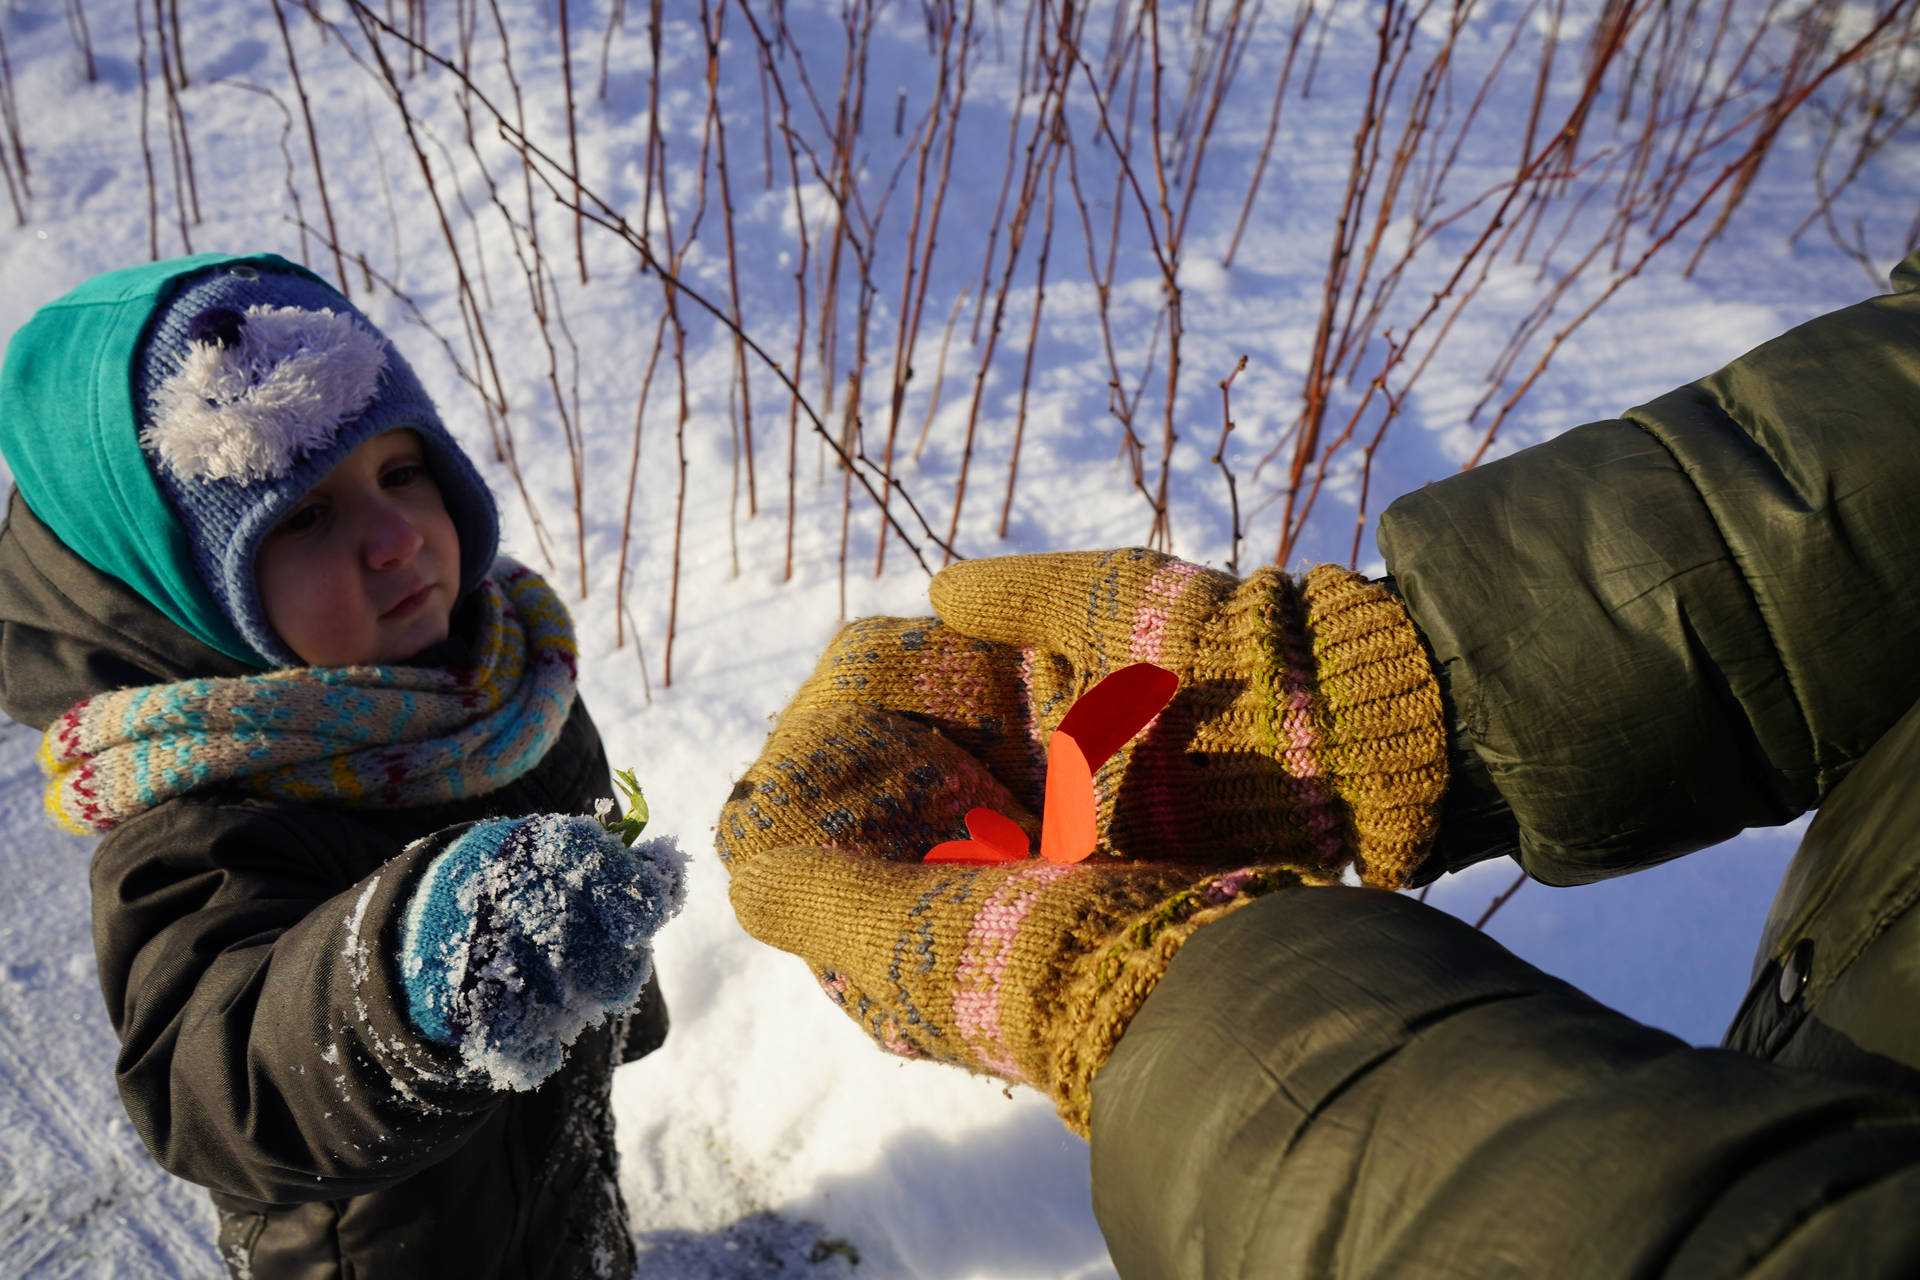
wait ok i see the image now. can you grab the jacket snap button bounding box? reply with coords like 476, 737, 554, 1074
1777, 938, 1814, 1005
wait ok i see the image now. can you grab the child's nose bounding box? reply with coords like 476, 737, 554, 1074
364, 500, 427, 568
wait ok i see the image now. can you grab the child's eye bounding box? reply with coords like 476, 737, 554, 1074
382, 462, 426, 488
275, 503, 324, 537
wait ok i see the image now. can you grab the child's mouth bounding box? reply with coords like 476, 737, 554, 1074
382, 583, 436, 621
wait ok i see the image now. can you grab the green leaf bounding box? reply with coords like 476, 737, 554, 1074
597, 767, 650, 846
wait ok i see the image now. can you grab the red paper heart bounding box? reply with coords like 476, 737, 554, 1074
923, 662, 1179, 866
925, 805, 1031, 864
1040, 663, 1180, 864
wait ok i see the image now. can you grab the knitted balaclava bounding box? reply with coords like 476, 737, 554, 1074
131, 261, 499, 666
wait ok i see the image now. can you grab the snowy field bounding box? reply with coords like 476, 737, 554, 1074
0, 0, 1916, 1275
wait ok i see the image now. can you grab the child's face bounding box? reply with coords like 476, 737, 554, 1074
255, 429, 462, 666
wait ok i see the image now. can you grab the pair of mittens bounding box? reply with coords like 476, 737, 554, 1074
716, 549, 1450, 1132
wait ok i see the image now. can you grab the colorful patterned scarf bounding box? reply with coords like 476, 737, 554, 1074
40, 560, 578, 835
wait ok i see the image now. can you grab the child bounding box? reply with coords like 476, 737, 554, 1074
0, 253, 684, 1279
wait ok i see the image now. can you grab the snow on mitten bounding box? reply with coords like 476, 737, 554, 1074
400, 813, 686, 1090
721, 701, 1327, 1135
930, 548, 1448, 887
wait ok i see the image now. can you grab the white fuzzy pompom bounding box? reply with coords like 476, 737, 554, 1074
145, 305, 388, 485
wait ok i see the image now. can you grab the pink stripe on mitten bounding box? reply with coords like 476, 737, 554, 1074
953, 862, 1075, 1080
1128, 560, 1202, 664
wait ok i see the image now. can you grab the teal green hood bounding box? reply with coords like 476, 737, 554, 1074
0, 252, 326, 666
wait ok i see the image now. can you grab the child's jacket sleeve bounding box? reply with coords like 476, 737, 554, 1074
93, 797, 503, 1204
1381, 248, 1920, 885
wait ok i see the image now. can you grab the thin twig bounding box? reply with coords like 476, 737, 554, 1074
1214, 354, 1249, 575
1473, 869, 1529, 930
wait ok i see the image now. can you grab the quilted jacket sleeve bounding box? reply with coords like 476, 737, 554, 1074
1091, 889, 1920, 1280
1380, 248, 1920, 884
93, 800, 497, 1204
1087, 253, 1920, 1278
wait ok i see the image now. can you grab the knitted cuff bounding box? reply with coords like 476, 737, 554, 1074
402, 818, 515, 1047
1298, 565, 1449, 888
1046, 863, 1323, 1135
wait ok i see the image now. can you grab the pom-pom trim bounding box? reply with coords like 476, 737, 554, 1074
145, 304, 388, 485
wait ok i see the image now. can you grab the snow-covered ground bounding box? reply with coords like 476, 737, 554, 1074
0, 1, 1915, 1275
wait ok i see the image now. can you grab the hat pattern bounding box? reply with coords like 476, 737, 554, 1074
145, 304, 389, 486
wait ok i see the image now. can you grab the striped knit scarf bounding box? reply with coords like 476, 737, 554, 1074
40, 560, 578, 835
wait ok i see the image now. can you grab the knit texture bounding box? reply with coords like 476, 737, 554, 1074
39, 560, 576, 834
2, 255, 323, 664
719, 700, 1038, 866
401, 813, 686, 1091
796, 613, 1045, 785
132, 260, 501, 666
929, 548, 1449, 886
721, 702, 1325, 1134
1298, 564, 1453, 886
715, 617, 1044, 865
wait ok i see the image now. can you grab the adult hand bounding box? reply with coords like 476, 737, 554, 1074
930, 547, 1449, 887
718, 698, 1321, 1134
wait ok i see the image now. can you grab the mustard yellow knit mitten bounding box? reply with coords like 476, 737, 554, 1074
719, 700, 1324, 1134
930, 548, 1448, 887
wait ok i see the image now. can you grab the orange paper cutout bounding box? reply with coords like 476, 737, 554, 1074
923, 662, 1179, 866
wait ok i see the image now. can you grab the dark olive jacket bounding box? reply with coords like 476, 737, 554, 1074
1090, 250, 1920, 1277
0, 491, 667, 1280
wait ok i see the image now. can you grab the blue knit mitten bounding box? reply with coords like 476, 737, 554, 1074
399, 813, 686, 1090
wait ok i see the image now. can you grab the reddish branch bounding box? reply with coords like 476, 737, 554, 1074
557, 0, 586, 284
702, 0, 758, 519
1214, 354, 1249, 574
272, 0, 351, 296
876, 0, 974, 575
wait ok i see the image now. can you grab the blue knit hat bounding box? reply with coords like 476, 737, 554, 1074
132, 260, 500, 666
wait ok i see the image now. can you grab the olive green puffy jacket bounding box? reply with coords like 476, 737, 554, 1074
0, 492, 667, 1280
1090, 250, 1920, 1277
